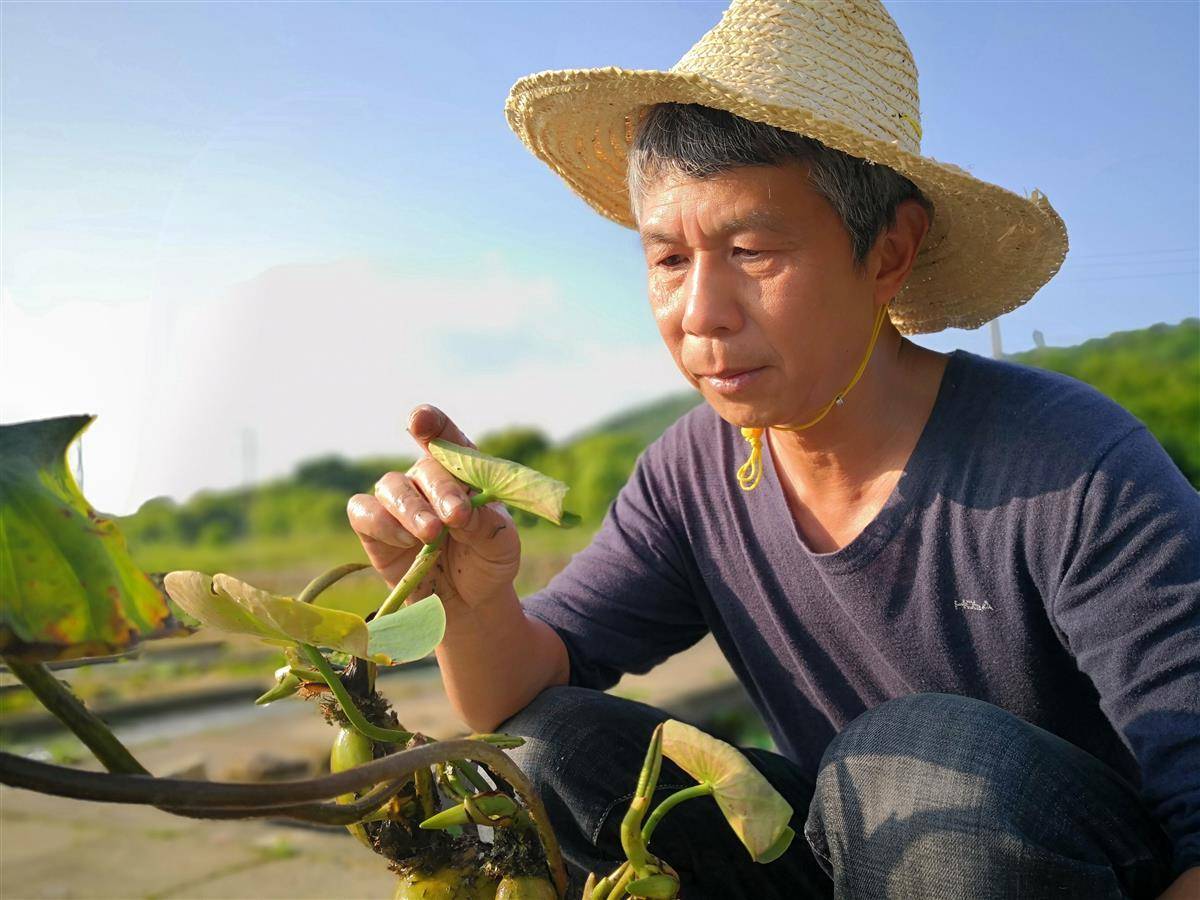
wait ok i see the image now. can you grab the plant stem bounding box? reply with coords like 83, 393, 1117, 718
606, 862, 636, 899
451, 759, 492, 793
439, 762, 474, 799
374, 490, 493, 619
1, 658, 407, 827
589, 861, 630, 900
641, 783, 713, 845
174, 778, 409, 825
298, 643, 412, 745
1, 737, 569, 898
620, 724, 663, 879
4, 658, 146, 775
297, 562, 369, 605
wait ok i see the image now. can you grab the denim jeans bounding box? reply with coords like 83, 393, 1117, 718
500, 689, 1175, 899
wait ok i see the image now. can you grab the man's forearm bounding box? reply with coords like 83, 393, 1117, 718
434, 585, 570, 733
1158, 866, 1199, 899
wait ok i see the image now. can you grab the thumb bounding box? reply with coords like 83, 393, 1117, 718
407, 404, 477, 451
448, 500, 516, 554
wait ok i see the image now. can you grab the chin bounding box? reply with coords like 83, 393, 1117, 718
699, 392, 777, 431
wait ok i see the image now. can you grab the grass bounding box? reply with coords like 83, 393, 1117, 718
0, 522, 598, 726
128, 518, 597, 617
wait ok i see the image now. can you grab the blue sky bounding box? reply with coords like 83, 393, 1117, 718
3, 1, 1197, 513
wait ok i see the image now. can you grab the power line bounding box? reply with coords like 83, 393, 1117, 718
1063, 255, 1197, 270
1056, 269, 1198, 284
1069, 247, 1197, 260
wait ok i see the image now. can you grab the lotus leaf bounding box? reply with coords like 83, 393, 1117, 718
0, 415, 177, 661
162, 572, 292, 645
163, 571, 445, 665
426, 439, 578, 526
660, 719, 793, 862
366, 593, 446, 664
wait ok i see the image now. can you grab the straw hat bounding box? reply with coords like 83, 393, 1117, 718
505, 0, 1068, 335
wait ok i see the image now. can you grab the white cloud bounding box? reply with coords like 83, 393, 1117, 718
1, 257, 684, 515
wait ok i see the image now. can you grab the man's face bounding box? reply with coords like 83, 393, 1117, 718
638, 162, 881, 429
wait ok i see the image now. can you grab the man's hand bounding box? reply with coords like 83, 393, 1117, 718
347, 405, 521, 617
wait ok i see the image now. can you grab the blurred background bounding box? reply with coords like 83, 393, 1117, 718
2, 2, 1197, 897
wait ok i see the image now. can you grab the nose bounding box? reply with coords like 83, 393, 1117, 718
680, 252, 744, 338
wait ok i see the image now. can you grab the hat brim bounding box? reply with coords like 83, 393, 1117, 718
506, 66, 1068, 336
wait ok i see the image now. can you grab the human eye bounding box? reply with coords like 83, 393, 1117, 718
655, 253, 688, 269
732, 246, 762, 260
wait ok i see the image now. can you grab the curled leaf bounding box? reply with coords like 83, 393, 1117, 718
0, 415, 180, 662
755, 825, 796, 864
426, 439, 575, 526
163, 572, 445, 665
660, 719, 793, 862
255, 669, 303, 705
626, 873, 679, 899
163, 571, 368, 657
419, 793, 518, 830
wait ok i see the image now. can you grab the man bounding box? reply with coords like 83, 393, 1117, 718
348, 2, 1199, 896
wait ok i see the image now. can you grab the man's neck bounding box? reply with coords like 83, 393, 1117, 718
767, 335, 948, 551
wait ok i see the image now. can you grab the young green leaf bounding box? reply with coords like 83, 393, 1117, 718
426, 439, 575, 526
625, 873, 680, 899
660, 719, 793, 862
0, 415, 180, 662
365, 593, 446, 665
419, 793, 519, 830
255, 668, 303, 705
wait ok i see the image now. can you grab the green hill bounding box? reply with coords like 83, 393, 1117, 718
574, 391, 702, 447
1008, 318, 1198, 487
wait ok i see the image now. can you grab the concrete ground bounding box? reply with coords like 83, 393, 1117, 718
1, 638, 741, 899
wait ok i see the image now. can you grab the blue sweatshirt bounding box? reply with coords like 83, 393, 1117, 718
524, 349, 1200, 875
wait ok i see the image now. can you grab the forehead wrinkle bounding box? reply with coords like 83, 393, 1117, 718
639, 207, 794, 250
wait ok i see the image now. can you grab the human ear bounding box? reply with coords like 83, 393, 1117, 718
873, 199, 931, 305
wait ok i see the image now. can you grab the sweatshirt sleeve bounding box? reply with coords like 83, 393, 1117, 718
1050, 425, 1200, 877
522, 442, 710, 692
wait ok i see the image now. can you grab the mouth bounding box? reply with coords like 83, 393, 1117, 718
696, 366, 766, 396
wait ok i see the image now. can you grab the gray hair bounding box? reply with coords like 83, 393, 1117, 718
627, 103, 934, 271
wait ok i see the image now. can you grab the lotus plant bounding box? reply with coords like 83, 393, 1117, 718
0, 416, 573, 899
1, 416, 797, 900
582, 721, 795, 899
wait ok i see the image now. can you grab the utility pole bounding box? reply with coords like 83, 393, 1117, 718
989, 319, 1004, 359
241, 428, 257, 489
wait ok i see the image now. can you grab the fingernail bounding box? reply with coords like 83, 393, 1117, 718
441, 497, 463, 518
415, 511, 438, 533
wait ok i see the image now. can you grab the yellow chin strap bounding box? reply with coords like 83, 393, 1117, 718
736, 302, 891, 492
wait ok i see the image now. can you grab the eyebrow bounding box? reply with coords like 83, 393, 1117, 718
638, 209, 794, 250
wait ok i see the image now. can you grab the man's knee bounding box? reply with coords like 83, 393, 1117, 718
802, 693, 1166, 897
816, 691, 1031, 773
806, 692, 1045, 840
497, 686, 603, 786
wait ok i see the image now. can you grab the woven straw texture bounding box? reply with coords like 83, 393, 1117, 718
505, 0, 1068, 335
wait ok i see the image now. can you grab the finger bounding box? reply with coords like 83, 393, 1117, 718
447, 500, 515, 553
346, 493, 419, 551
346, 495, 418, 582
408, 457, 473, 529
407, 404, 477, 451
373, 471, 443, 543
